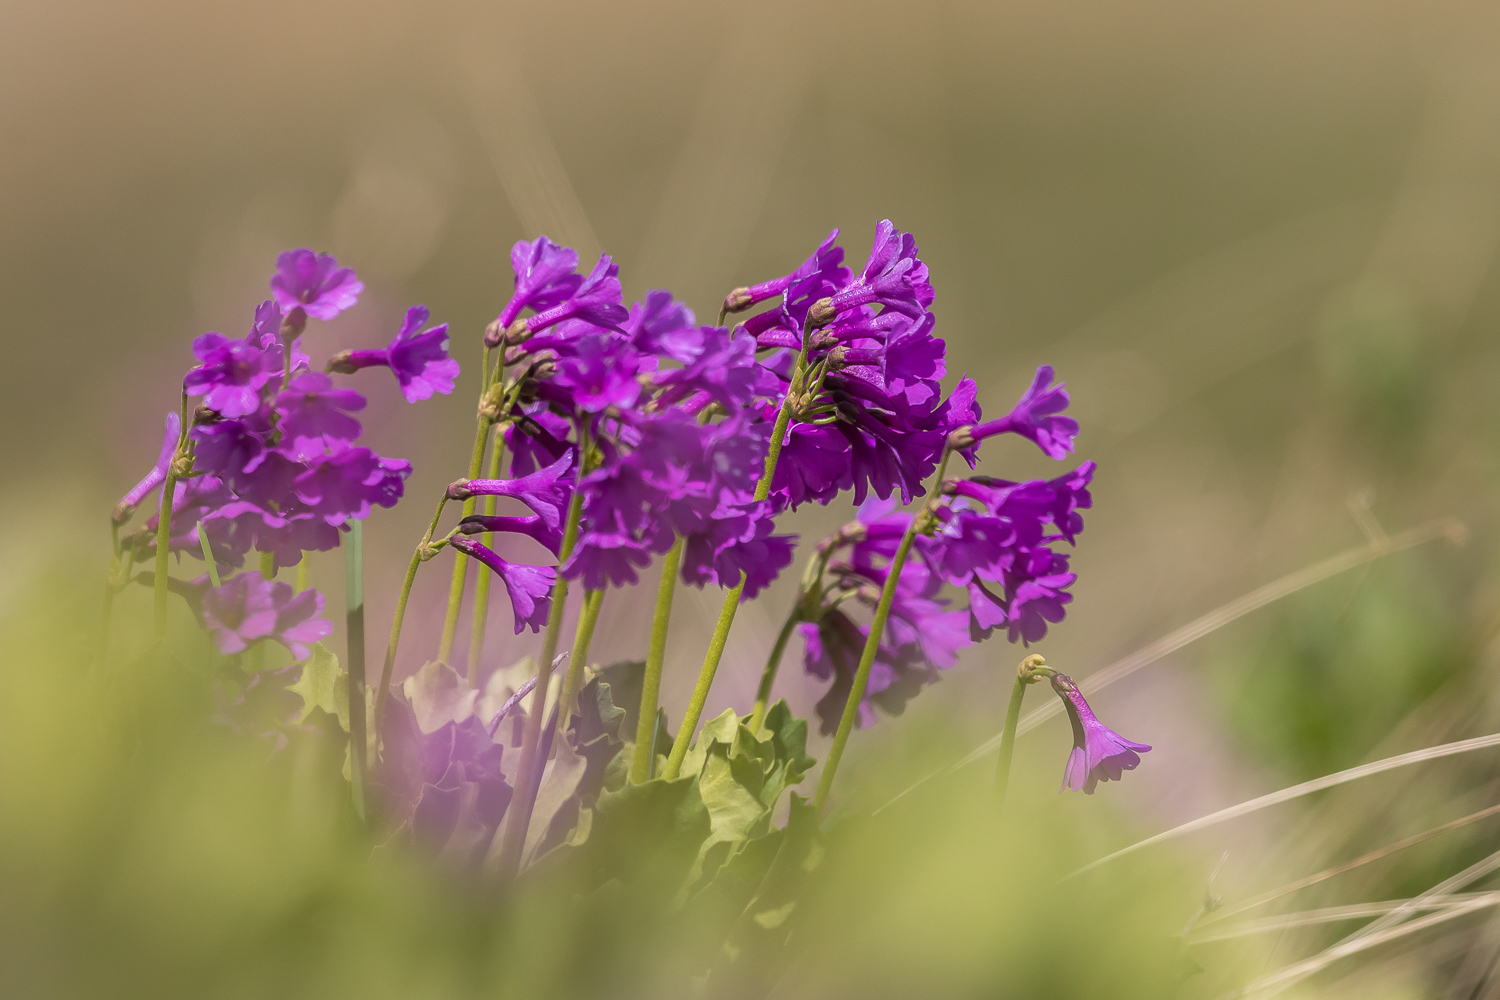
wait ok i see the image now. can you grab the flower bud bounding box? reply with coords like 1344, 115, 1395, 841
280, 307, 307, 340
192, 405, 222, 426
483, 319, 505, 349
805, 297, 836, 329
946, 425, 976, 451
325, 349, 359, 374
503, 318, 532, 347
807, 329, 840, 351
722, 286, 754, 314
446, 479, 475, 501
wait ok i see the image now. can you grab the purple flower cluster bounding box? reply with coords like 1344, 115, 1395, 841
117, 249, 455, 658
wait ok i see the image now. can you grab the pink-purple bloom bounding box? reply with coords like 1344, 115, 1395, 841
275, 372, 366, 459
113, 411, 181, 524
330, 306, 459, 403
448, 536, 554, 633
1049, 673, 1151, 793
183, 331, 281, 417
270, 249, 363, 321
969, 365, 1078, 460
201, 575, 332, 659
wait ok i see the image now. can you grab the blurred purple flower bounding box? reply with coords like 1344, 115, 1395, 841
183, 331, 280, 417
113, 411, 180, 524
275, 372, 366, 458
202, 575, 331, 659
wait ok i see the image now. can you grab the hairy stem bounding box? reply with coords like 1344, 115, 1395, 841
631, 536, 683, 782
993, 672, 1030, 808
663, 346, 807, 779
345, 518, 367, 822
438, 416, 492, 663
152, 473, 177, 641
747, 608, 801, 734
490, 489, 584, 878
374, 494, 448, 732
466, 425, 507, 686
813, 524, 919, 812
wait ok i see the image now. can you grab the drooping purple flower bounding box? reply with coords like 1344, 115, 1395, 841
270, 249, 363, 321
275, 372, 366, 458
447, 451, 574, 530
497, 236, 584, 328
328, 306, 459, 403
1049, 673, 1150, 794
456, 513, 563, 556
449, 536, 555, 633
970, 365, 1077, 460
113, 411, 181, 525
183, 331, 280, 417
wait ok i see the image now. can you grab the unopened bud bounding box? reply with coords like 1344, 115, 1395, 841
192, 405, 222, 426
477, 382, 506, 422
326, 350, 358, 374
808, 330, 839, 351
1018, 654, 1047, 682
806, 297, 836, 329
946, 425, 976, 451
446, 480, 475, 501
280, 307, 307, 339
483, 319, 505, 349
169, 453, 194, 477
503, 318, 532, 347
723, 287, 754, 314
111, 500, 136, 527
825, 345, 848, 369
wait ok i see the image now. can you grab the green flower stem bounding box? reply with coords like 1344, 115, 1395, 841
151, 471, 178, 641
491, 488, 585, 878
248, 552, 276, 673
812, 522, 920, 811
747, 608, 801, 735
197, 522, 221, 588
466, 425, 507, 686
662, 345, 808, 780
630, 535, 683, 782
438, 415, 492, 663
294, 553, 309, 592
374, 494, 448, 732
558, 587, 606, 729
345, 518, 367, 822
993, 657, 1045, 808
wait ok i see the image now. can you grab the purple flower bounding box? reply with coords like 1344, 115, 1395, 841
560, 531, 652, 590
329, 305, 459, 403
456, 513, 563, 556
651, 326, 763, 411
624, 290, 701, 363
522, 254, 628, 334
270, 249, 363, 321
497, 236, 584, 328
190, 416, 268, 485
723, 229, 848, 315
114, 411, 181, 525
447, 451, 574, 530
293, 447, 410, 524
275, 372, 366, 458
551, 333, 646, 412
183, 332, 280, 417
448, 536, 554, 633
201, 575, 332, 659
970, 365, 1077, 460
1050, 673, 1150, 794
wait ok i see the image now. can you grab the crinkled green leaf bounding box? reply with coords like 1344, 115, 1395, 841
401, 659, 476, 733
522, 732, 589, 867
757, 699, 817, 808
288, 642, 347, 729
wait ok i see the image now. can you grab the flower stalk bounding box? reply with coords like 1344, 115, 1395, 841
438, 412, 493, 663
631, 536, 683, 782
345, 518, 367, 822
374, 494, 450, 732
994, 655, 1047, 808
558, 587, 606, 729
466, 423, 508, 686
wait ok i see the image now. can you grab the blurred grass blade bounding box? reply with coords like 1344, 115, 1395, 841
1204, 802, 1500, 923
874, 517, 1465, 816
1190, 891, 1500, 944
346, 519, 366, 822
1221, 882, 1500, 998
1073, 734, 1500, 876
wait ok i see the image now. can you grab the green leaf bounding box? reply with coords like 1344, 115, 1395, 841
288, 642, 347, 730
521, 731, 589, 867
400, 659, 476, 733
756, 700, 817, 808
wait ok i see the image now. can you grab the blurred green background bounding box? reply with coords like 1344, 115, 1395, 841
7, 0, 1500, 995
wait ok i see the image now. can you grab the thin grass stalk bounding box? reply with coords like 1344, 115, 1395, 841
747, 609, 801, 735
1071, 732, 1500, 876
374, 494, 449, 732
1190, 893, 1500, 944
